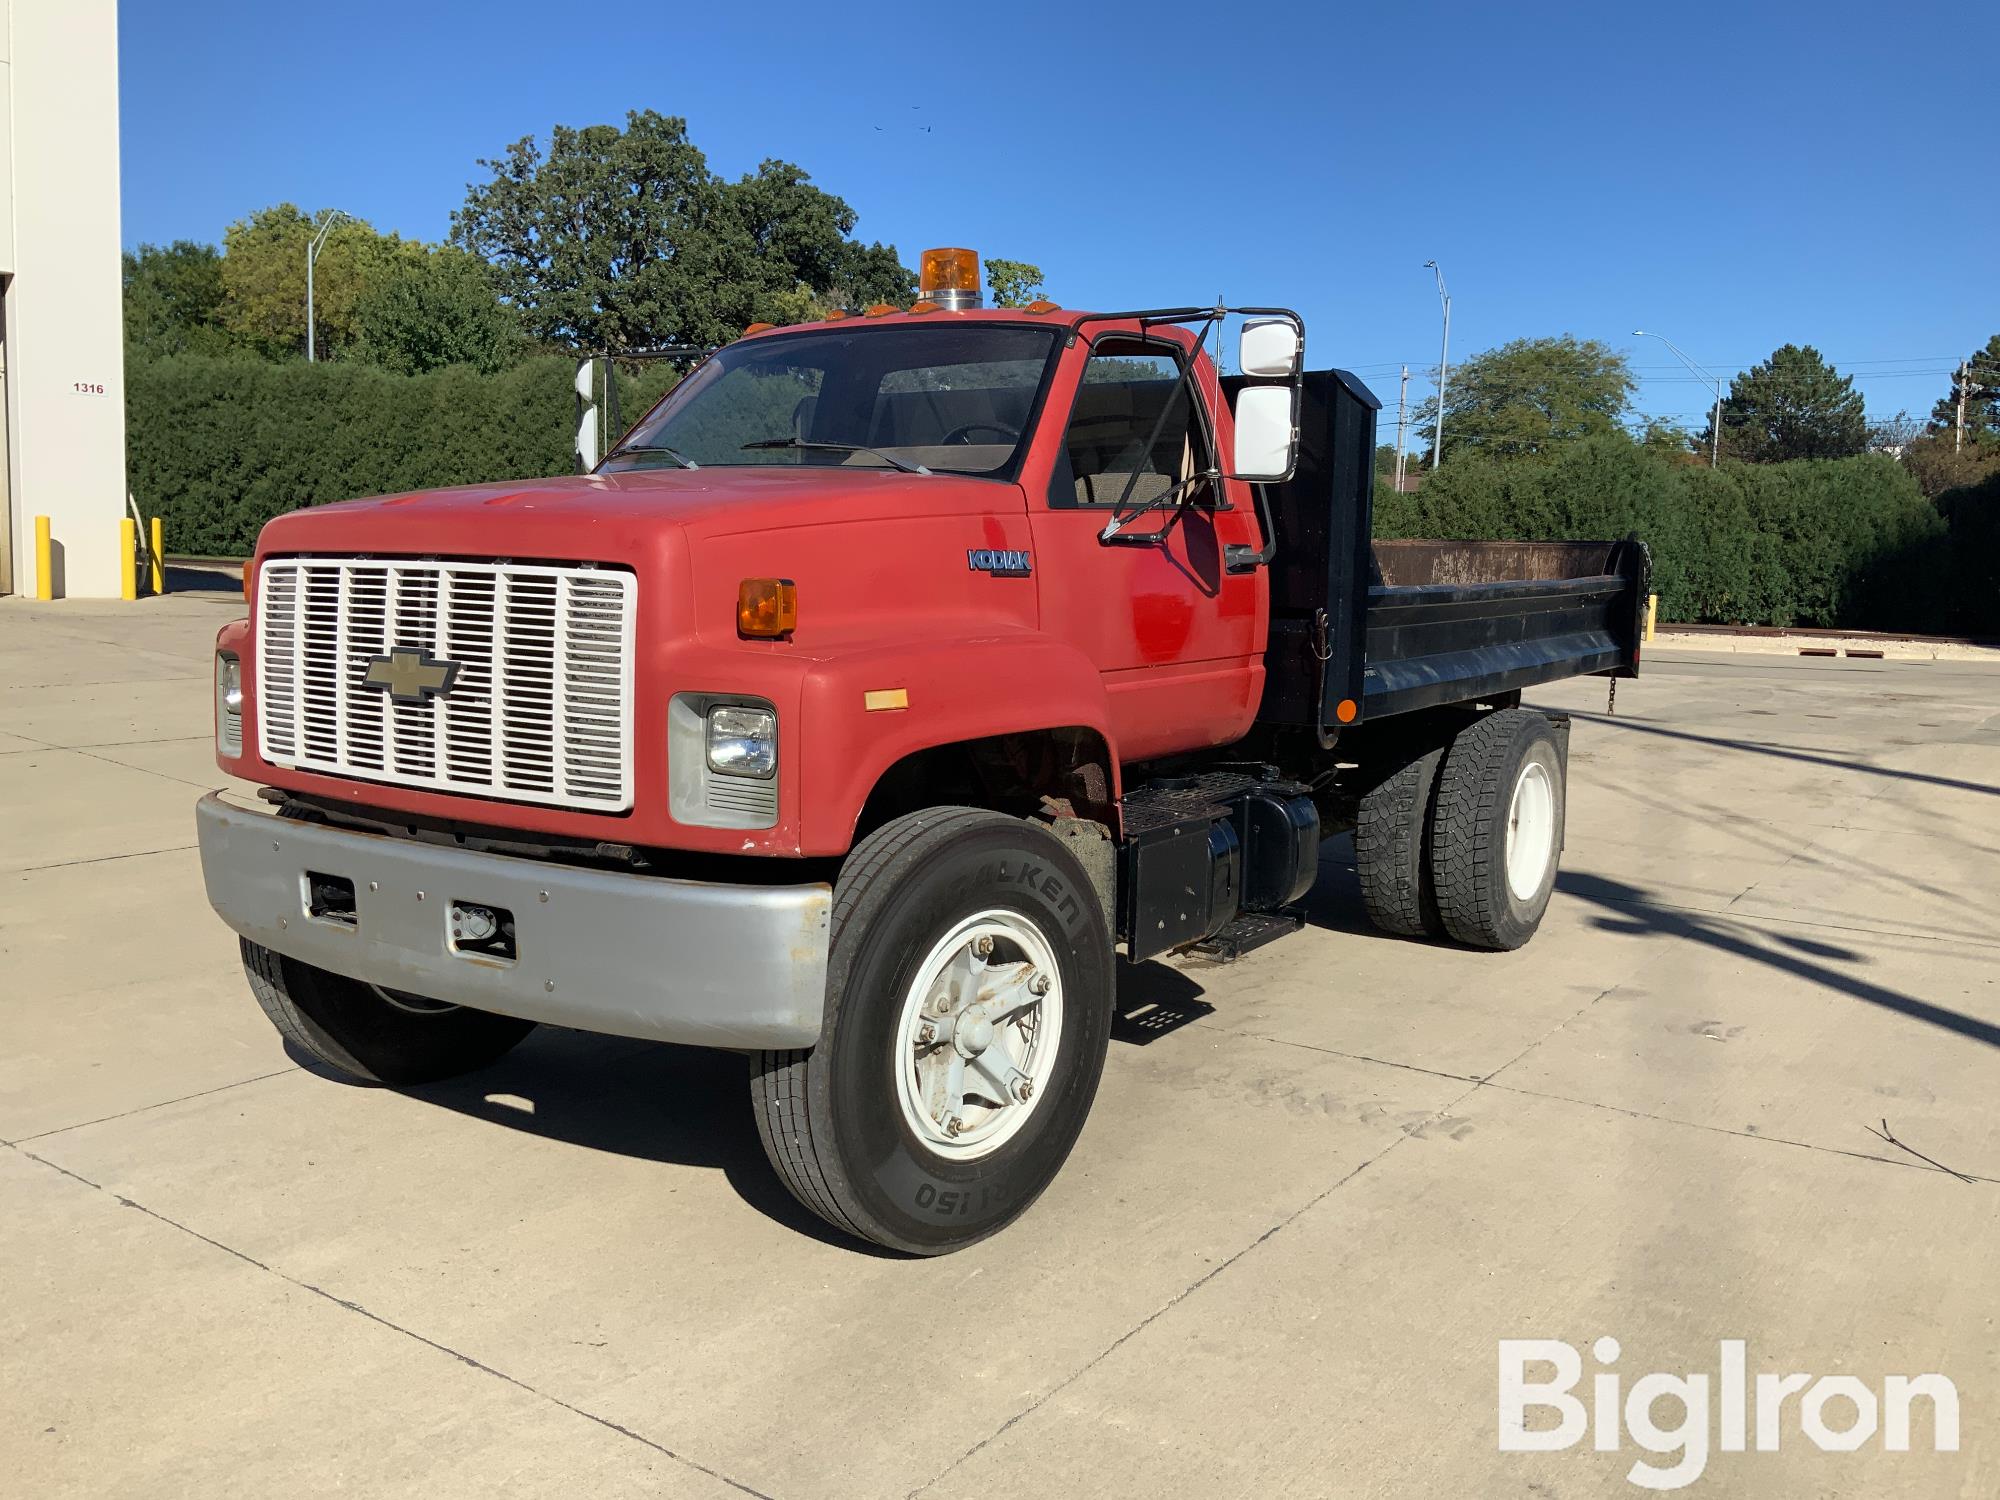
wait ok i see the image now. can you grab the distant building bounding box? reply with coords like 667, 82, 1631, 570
0, 0, 126, 598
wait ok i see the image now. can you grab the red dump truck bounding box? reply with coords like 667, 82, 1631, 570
197, 248, 1647, 1253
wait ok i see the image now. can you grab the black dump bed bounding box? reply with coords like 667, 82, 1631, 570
1239, 369, 1650, 736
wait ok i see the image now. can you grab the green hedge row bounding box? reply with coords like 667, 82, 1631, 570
128, 354, 679, 556
1372, 439, 1979, 632
130, 356, 1990, 636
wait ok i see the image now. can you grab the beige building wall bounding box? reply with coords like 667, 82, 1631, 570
1, 0, 126, 598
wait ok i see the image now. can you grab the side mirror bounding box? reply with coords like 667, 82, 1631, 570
1239, 319, 1300, 378
1232, 385, 1296, 481
575, 357, 600, 471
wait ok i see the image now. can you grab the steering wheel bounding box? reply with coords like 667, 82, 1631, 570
941, 421, 1021, 446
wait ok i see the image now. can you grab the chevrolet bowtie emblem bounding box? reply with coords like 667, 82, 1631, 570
362, 647, 460, 705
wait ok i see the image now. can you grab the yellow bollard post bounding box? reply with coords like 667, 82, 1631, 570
120, 518, 138, 600
34, 515, 52, 600
149, 517, 167, 595
1645, 593, 1658, 643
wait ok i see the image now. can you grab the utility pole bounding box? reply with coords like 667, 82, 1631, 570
1424, 261, 1450, 468
1634, 330, 1723, 467
305, 209, 348, 363
1394, 366, 1410, 491
1956, 360, 1970, 454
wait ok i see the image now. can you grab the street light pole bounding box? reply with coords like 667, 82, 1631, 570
1634, 330, 1723, 467
305, 209, 348, 363
1424, 260, 1450, 469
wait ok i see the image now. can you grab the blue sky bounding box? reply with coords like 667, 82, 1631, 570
120, 0, 1996, 431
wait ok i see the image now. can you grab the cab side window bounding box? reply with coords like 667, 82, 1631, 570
1052, 339, 1211, 508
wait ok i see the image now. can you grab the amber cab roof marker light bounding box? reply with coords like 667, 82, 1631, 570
907, 298, 941, 315
1024, 298, 1062, 314
737, 578, 798, 640
742, 321, 776, 335
918, 247, 982, 311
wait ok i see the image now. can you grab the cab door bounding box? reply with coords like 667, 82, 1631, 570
1028, 334, 1268, 763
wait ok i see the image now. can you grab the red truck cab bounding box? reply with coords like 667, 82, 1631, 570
199, 251, 1645, 1252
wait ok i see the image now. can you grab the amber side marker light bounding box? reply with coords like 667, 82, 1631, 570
1335, 698, 1359, 724
737, 578, 798, 639
242, 562, 253, 604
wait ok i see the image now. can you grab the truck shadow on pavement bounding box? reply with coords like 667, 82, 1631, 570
1563, 708, 2000, 801
284, 1030, 900, 1254
285, 959, 1224, 1251
1556, 870, 2000, 1054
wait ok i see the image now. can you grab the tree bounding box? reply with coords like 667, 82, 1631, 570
1411, 335, 1635, 461
124, 241, 235, 361
1899, 431, 2000, 498
986, 258, 1046, 308
1865, 410, 1924, 453
1928, 333, 2000, 443
353, 246, 526, 375
725, 159, 911, 312
451, 112, 912, 349
1705, 344, 1865, 462
219, 204, 412, 360
1637, 417, 1701, 463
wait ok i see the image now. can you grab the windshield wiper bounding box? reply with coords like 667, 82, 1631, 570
741, 438, 931, 475
603, 443, 699, 470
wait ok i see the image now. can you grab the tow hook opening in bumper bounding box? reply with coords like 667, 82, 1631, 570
305, 871, 357, 927
449, 901, 517, 963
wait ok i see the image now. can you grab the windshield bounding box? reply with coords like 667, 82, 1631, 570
601, 324, 1062, 479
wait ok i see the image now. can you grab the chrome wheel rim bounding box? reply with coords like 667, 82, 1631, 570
1505, 760, 1556, 901
893, 909, 1064, 1161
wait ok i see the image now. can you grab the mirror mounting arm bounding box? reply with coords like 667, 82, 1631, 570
1224, 481, 1281, 573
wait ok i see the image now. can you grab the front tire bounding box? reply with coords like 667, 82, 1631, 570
1428, 710, 1566, 950
241, 939, 536, 1085
752, 808, 1114, 1255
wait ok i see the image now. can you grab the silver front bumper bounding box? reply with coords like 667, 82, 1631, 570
195, 792, 830, 1048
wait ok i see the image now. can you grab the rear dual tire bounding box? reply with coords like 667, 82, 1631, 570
1354, 709, 1565, 951
1429, 709, 1565, 950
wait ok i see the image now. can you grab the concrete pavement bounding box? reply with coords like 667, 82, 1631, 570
3, 585, 1997, 1497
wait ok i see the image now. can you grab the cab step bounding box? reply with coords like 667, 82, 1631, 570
1188, 908, 1305, 962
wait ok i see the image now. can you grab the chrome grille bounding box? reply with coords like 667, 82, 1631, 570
257, 558, 636, 811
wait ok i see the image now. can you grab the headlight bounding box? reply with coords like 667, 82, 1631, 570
215, 653, 243, 755
706, 704, 777, 778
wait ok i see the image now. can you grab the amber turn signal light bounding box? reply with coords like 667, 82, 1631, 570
737, 578, 798, 639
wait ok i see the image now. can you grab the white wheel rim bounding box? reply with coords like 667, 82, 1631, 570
1505, 759, 1557, 901
892, 908, 1064, 1162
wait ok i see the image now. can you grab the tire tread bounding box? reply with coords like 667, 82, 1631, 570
751, 806, 1011, 1243
1354, 746, 1444, 937
1429, 709, 1557, 950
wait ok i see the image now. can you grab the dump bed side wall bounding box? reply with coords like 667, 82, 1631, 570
1246, 372, 1647, 735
